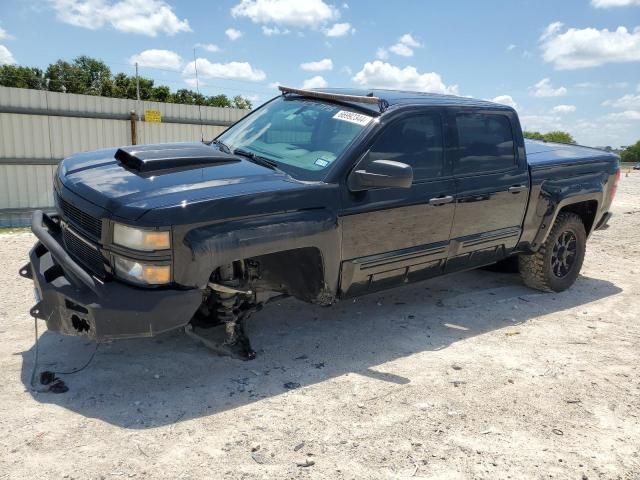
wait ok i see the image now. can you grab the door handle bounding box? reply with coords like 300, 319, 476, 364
428, 195, 454, 206
508, 185, 526, 194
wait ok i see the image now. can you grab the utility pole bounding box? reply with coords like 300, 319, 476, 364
135, 62, 141, 144
135, 62, 140, 101
193, 48, 204, 142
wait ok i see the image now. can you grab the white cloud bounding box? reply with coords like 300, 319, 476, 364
376, 47, 389, 60
521, 112, 637, 146
389, 43, 414, 57
520, 114, 566, 133
262, 25, 289, 35
491, 95, 518, 109
231, 0, 339, 29
196, 43, 220, 53
607, 110, 640, 120
0, 45, 16, 65
384, 33, 422, 57
602, 93, 640, 109
268, 81, 281, 89
300, 58, 333, 72
325, 22, 354, 37
302, 75, 328, 89
183, 59, 266, 82
352, 61, 459, 95
0, 27, 12, 41
507, 44, 516, 52
398, 33, 420, 48
575, 81, 599, 88
225, 28, 243, 40
540, 22, 640, 70
609, 81, 629, 88
129, 49, 182, 70
530, 78, 567, 97
551, 104, 577, 114
591, 0, 640, 7
49, 0, 191, 36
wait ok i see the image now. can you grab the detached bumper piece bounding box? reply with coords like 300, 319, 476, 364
20, 210, 202, 340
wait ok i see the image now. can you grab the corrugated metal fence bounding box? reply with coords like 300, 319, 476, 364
0, 86, 249, 227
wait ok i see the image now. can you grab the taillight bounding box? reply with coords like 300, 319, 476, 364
610, 169, 621, 201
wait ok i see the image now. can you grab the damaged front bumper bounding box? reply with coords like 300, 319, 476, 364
20, 210, 203, 340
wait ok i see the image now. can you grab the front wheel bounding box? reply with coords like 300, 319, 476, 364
518, 212, 586, 292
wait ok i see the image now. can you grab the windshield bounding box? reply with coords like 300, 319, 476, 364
215, 96, 374, 181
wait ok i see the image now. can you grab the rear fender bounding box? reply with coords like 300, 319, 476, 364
519, 173, 605, 252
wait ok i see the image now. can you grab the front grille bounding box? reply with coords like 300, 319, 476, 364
63, 227, 106, 276
58, 195, 102, 240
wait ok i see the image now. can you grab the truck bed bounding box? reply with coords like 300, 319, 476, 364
525, 139, 616, 168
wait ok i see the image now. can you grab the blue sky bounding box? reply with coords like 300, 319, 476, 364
0, 0, 639, 147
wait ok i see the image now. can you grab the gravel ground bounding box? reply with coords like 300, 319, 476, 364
1, 173, 639, 480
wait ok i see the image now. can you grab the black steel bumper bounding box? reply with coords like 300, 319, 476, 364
20, 210, 203, 340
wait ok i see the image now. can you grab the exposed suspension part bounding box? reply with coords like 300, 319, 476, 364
188, 262, 257, 360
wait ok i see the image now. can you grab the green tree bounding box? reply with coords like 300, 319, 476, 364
150, 85, 172, 103
620, 141, 640, 163
524, 130, 576, 144
0, 55, 254, 109
207, 94, 232, 108
523, 131, 545, 141
232, 95, 252, 109
0, 65, 45, 89
73, 55, 112, 96
543, 131, 576, 144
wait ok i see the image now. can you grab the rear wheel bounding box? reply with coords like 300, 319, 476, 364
518, 212, 586, 292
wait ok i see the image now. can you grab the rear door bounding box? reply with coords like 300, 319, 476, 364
339, 110, 456, 296
446, 110, 529, 271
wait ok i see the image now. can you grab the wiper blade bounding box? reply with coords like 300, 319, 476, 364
210, 139, 232, 154
233, 148, 279, 171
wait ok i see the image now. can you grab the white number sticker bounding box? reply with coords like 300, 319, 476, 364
333, 110, 373, 126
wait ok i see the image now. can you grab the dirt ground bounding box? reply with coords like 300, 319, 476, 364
1, 174, 639, 480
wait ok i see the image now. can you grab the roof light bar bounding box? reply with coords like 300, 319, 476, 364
278, 85, 381, 106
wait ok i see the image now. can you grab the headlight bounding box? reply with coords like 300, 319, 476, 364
113, 223, 170, 251
113, 256, 171, 285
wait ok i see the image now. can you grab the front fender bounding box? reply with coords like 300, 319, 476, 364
173, 209, 341, 296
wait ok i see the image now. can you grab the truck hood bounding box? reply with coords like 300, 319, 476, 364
56, 142, 314, 220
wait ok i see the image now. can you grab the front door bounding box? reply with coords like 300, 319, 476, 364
339, 111, 456, 297
446, 110, 529, 271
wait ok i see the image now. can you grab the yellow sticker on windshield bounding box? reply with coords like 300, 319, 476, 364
333, 110, 373, 126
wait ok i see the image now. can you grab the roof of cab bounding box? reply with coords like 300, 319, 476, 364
301, 88, 514, 113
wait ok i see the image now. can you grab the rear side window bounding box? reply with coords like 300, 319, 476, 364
455, 113, 515, 174
369, 114, 444, 180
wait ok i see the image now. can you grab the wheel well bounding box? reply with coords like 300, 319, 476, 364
558, 200, 598, 235
245, 247, 326, 302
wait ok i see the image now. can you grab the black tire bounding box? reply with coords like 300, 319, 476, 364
518, 212, 586, 292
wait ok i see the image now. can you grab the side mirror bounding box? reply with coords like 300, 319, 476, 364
348, 159, 413, 191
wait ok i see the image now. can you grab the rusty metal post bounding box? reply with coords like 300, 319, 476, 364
129, 110, 137, 145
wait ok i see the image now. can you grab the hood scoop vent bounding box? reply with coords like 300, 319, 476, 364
115, 143, 240, 173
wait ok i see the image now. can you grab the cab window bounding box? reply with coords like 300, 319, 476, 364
369, 114, 445, 181
455, 113, 516, 174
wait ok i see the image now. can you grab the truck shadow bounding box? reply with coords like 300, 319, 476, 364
19, 270, 621, 428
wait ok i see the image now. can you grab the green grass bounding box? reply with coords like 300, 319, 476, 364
0, 227, 30, 235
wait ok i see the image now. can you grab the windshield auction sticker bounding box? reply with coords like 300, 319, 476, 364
333, 110, 373, 126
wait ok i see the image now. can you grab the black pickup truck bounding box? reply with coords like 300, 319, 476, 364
21, 86, 620, 359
